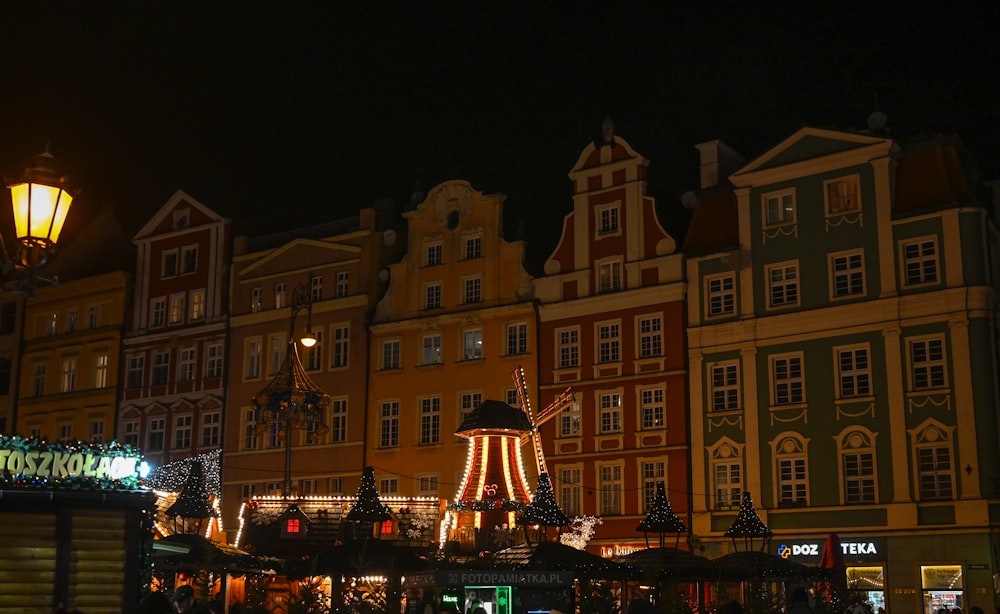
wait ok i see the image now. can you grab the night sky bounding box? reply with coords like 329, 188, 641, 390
1, 3, 997, 269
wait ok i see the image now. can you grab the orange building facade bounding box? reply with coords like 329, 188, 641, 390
367, 180, 538, 505
534, 125, 689, 555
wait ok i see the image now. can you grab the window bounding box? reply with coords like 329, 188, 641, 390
178, 348, 196, 382
918, 445, 953, 500
87, 305, 99, 329
66, 309, 78, 332
506, 388, 519, 406
181, 245, 198, 274
266, 481, 281, 495
598, 261, 622, 293
161, 249, 178, 278
33, 364, 46, 396
825, 176, 860, 214
202, 412, 220, 447
771, 354, 804, 405
151, 298, 166, 328
381, 339, 400, 370
174, 415, 193, 449
463, 276, 481, 304
424, 282, 442, 310
244, 408, 258, 450
460, 392, 482, 421
831, 251, 865, 297
301, 479, 318, 495
464, 235, 482, 260
774, 436, 808, 506
148, 418, 165, 451
275, 283, 286, 308
123, 420, 139, 447
640, 387, 664, 429
425, 243, 443, 266
463, 329, 483, 360
505, 322, 528, 355
597, 205, 619, 235
189, 290, 206, 320
599, 464, 623, 515
909, 337, 946, 390
152, 352, 170, 386
61, 358, 76, 392
840, 429, 876, 504
332, 325, 349, 368
420, 397, 441, 444
328, 477, 344, 495
638, 315, 662, 358
379, 478, 399, 495
268, 422, 279, 448
331, 398, 348, 443
706, 273, 736, 317
710, 361, 740, 412
766, 262, 799, 307
380, 401, 399, 447
46, 313, 58, 336
241, 483, 256, 499
305, 329, 323, 371
599, 392, 622, 433
127, 355, 144, 389
763, 189, 795, 226
206, 343, 223, 378
714, 461, 742, 509
173, 208, 190, 229
251, 287, 262, 312
837, 346, 871, 398
559, 467, 582, 517
94, 354, 108, 388
90, 420, 104, 443
311, 275, 323, 301
418, 475, 439, 495
0, 302, 16, 335
560, 400, 581, 436
597, 322, 621, 363
558, 328, 579, 368
901, 238, 939, 286
269, 335, 286, 375
246, 339, 261, 379
0, 356, 11, 395
641, 462, 666, 512
422, 334, 441, 365
59, 423, 72, 443
335, 271, 350, 297
168, 293, 185, 324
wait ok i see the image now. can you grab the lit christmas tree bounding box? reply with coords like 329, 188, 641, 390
165, 461, 218, 534
636, 481, 687, 548
517, 473, 569, 544
723, 490, 772, 551
346, 466, 391, 539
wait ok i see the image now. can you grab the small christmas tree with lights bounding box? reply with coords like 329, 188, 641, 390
724, 490, 772, 551
636, 481, 687, 548
165, 461, 218, 534
517, 473, 569, 544
346, 466, 391, 540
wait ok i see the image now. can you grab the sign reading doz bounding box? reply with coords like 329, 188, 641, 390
775, 537, 884, 562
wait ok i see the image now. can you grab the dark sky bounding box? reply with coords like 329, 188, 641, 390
0, 3, 997, 268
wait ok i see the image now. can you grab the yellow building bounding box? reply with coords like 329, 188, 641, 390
16, 271, 129, 443
368, 180, 537, 500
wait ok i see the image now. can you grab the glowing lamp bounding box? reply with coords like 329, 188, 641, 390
299, 330, 318, 348
8, 152, 73, 266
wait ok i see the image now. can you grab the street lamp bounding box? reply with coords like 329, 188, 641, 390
2, 150, 75, 294
251, 276, 330, 498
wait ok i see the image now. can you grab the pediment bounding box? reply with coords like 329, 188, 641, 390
733, 127, 890, 178
239, 238, 361, 280
134, 189, 226, 241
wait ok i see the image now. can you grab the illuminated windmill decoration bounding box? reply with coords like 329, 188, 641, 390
449, 367, 573, 531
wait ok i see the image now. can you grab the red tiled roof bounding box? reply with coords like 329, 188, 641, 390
681, 186, 739, 254
894, 137, 978, 216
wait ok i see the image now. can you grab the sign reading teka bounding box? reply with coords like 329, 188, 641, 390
0, 436, 143, 489
774, 537, 885, 563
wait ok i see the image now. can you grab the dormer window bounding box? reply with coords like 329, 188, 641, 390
280, 504, 310, 538
173, 208, 190, 230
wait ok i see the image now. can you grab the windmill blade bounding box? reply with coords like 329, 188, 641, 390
512, 366, 547, 475
535, 388, 575, 426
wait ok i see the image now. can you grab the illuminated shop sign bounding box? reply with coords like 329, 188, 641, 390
774, 537, 885, 562
0, 436, 143, 490
437, 570, 574, 587
600, 544, 643, 557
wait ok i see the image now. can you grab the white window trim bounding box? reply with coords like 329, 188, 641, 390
761, 187, 797, 228
899, 235, 941, 288
770, 432, 810, 507
765, 260, 800, 309
823, 174, 861, 217
836, 426, 879, 505
906, 334, 949, 391
828, 248, 866, 300
769, 351, 806, 408
708, 359, 741, 413
833, 343, 873, 401
704, 271, 736, 319
594, 202, 622, 238
594, 319, 622, 365
596, 257, 623, 293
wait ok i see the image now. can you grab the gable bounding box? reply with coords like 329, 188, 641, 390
134, 190, 227, 242
735, 127, 890, 179
238, 238, 362, 280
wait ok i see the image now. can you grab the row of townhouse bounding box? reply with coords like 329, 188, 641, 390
4, 120, 999, 611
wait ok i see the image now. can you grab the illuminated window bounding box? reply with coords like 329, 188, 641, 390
830, 250, 865, 298
463, 328, 483, 360
275, 282, 286, 308
421, 334, 441, 365
771, 353, 804, 405
836, 346, 871, 398
640, 387, 664, 429
909, 336, 947, 390
766, 262, 799, 308
598, 260, 622, 293
420, 397, 441, 445
763, 189, 796, 226
825, 176, 860, 214
287, 519, 300, 533
168, 293, 185, 324
189, 289, 206, 320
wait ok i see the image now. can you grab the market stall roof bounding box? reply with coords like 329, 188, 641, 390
615, 547, 716, 582
302, 538, 433, 578
713, 550, 817, 582
153, 534, 279, 576
489, 541, 627, 578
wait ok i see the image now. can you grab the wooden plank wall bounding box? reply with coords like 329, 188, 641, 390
0, 511, 58, 613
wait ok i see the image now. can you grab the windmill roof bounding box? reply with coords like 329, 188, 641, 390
455, 399, 532, 435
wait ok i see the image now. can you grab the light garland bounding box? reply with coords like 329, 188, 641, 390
142, 449, 221, 495
0, 434, 143, 491
559, 516, 602, 550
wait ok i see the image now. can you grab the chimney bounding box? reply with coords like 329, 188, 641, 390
695, 140, 744, 189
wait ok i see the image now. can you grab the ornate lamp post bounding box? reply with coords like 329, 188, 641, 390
2, 150, 75, 294
251, 276, 330, 497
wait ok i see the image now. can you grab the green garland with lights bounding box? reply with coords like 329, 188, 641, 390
447, 499, 526, 512
0, 434, 143, 491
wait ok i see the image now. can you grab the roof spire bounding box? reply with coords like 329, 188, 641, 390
602, 115, 615, 145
